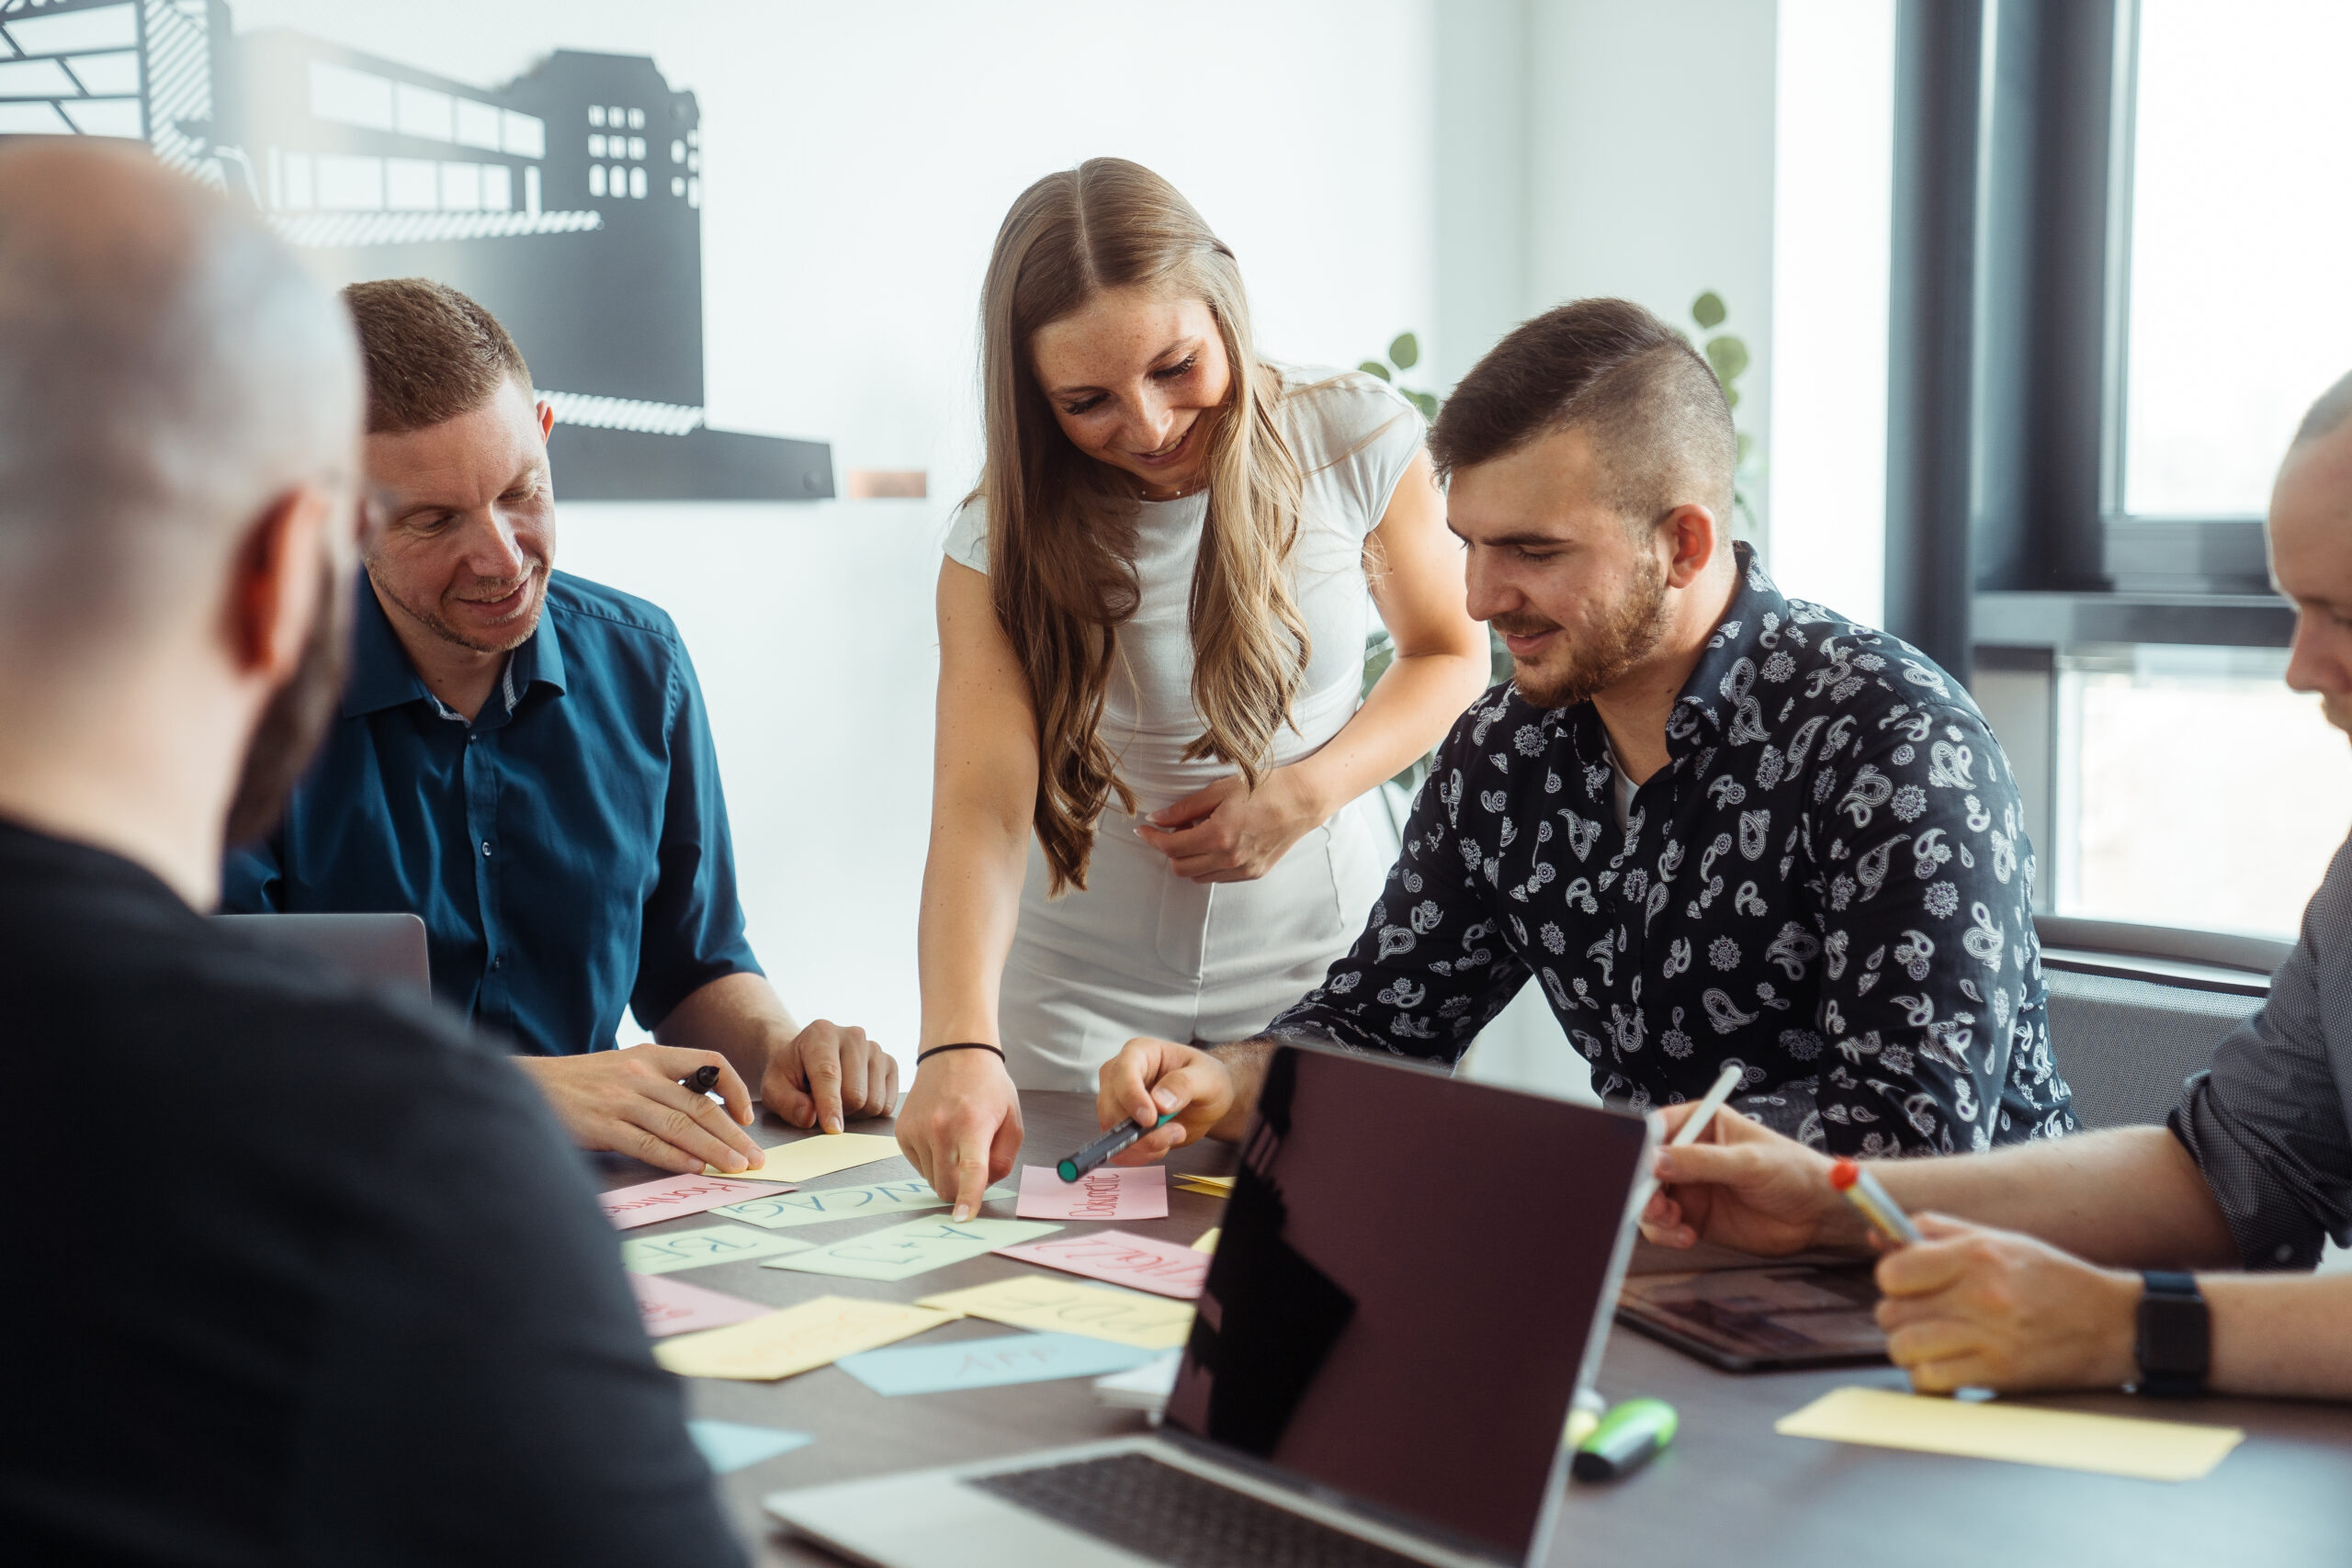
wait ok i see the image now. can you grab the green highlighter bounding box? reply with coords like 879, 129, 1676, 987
1570, 1398, 1679, 1482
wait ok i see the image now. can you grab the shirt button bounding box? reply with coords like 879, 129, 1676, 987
481, 840, 493, 857
491, 956, 506, 972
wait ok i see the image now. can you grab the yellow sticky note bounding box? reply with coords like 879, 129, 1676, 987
706, 1133, 904, 1184
652, 1294, 953, 1381
1775, 1386, 2245, 1482
1191, 1227, 1220, 1253
918, 1275, 1195, 1351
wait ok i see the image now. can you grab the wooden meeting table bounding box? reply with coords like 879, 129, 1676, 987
592, 1092, 2352, 1568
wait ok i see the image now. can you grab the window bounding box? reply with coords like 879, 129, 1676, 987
1890, 1, 2352, 945
2120, 0, 2352, 518
2053, 647, 2352, 938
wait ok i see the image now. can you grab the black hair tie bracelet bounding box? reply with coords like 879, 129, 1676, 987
916, 1043, 1007, 1066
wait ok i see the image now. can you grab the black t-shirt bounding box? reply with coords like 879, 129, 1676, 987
0, 820, 746, 1566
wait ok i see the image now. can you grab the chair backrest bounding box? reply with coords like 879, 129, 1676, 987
209, 912, 433, 1002
2036, 914, 2281, 1132
2040, 968, 2263, 1130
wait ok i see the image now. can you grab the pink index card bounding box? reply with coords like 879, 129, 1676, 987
994, 1227, 1209, 1299
627, 1272, 772, 1338
600, 1174, 793, 1231
1016, 1162, 1167, 1222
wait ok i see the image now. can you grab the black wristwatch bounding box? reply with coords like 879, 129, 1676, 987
2133, 1270, 2210, 1397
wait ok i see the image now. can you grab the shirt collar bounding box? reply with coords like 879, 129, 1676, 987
339, 571, 570, 720
1668, 540, 1786, 748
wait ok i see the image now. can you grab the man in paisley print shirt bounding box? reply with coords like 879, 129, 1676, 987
1092, 298, 2075, 1163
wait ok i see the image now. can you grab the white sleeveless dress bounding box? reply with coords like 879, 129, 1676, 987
944, 368, 1425, 1090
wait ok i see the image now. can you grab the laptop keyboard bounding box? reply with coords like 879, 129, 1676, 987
969, 1451, 1431, 1568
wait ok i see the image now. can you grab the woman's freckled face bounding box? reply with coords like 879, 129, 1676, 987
1030, 288, 1230, 498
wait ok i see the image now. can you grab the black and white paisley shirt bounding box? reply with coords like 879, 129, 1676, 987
1269, 546, 2076, 1156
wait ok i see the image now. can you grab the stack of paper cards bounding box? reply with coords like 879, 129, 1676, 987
600, 1174, 795, 1230
994, 1229, 1211, 1300
1016, 1163, 1167, 1221
836, 1331, 1159, 1396
918, 1276, 1194, 1351
653, 1295, 955, 1381
763, 1217, 1058, 1282
716, 1178, 1014, 1230
686, 1419, 812, 1474
627, 1272, 772, 1339
619, 1223, 812, 1275
1172, 1172, 1233, 1200
1191, 1227, 1220, 1253
703, 1133, 904, 1184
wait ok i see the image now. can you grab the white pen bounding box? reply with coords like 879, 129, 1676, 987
1669, 1064, 1746, 1151
1634, 1063, 1746, 1214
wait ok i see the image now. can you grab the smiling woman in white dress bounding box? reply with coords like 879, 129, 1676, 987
895, 158, 1490, 1213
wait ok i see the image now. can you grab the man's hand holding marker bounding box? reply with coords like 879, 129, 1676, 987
1643, 1100, 2149, 1394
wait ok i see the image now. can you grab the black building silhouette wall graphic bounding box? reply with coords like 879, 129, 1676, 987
0, 0, 831, 501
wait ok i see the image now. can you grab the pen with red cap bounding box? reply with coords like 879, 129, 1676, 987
1828, 1157, 1922, 1245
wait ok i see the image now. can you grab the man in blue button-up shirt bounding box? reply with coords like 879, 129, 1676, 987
226, 280, 894, 1173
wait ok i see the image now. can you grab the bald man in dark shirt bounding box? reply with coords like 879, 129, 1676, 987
0, 141, 743, 1564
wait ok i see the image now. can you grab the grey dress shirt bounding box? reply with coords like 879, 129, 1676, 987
2172, 835, 2352, 1269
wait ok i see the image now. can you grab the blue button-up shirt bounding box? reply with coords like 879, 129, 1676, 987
224, 570, 762, 1055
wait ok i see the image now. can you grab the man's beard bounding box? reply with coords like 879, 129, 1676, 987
225, 557, 350, 846
1495, 550, 1672, 710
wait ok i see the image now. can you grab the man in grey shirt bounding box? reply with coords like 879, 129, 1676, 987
1637, 368, 2352, 1401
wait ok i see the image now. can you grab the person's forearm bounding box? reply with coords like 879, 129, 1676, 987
1874, 1127, 2240, 1269
917, 800, 1028, 1048
654, 970, 797, 1087
1283, 649, 1487, 821
2204, 1272, 2352, 1397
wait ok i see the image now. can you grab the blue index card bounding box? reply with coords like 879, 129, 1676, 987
686, 1419, 813, 1474
835, 1331, 1159, 1397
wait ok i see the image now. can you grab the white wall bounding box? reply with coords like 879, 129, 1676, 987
239, 0, 1441, 1048
1766, 0, 1894, 627
1522, 0, 1780, 544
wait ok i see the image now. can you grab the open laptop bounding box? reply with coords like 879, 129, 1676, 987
209, 912, 432, 1002
766, 1043, 1657, 1568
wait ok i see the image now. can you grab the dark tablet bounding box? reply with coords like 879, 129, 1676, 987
1615, 1262, 1889, 1372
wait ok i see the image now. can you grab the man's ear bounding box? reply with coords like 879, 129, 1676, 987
226, 485, 333, 681
536, 400, 555, 441
1660, 502, 1722, 590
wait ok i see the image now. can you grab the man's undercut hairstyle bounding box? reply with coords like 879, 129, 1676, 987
343, 277, 531, 435
2294, 368, 2352, 448
1430, 297, 1736, 525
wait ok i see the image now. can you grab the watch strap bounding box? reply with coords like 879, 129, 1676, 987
2134, 1269, 2210, 1397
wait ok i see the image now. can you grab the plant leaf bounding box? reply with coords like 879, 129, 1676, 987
1359, 359, 1392, 382
1736, 432, 1755, 466
1691, 290, 1727, 330
1405, 389, 1439, 420
1704, 333, 1750, 384
1724, 386, 1741, 410
1388, 332, 1420, 370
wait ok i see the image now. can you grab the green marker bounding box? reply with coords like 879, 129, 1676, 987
1057, 1113, 1175, 1182
1571, 1398, 1678, 1482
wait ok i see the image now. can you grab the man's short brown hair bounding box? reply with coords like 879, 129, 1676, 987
1431, 298, 1736, 523
342, 277, 530, 434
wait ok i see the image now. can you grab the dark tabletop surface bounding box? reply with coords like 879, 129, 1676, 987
591, 1092, 2352, 1568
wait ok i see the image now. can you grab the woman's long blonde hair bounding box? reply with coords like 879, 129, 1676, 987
978, 158, 1309, 896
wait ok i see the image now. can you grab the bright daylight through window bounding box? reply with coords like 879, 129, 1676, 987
2122, 0, 2352, 517
2052, 0, 2352, 941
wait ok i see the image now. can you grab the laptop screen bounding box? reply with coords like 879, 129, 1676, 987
1163, 1046, 1650, 1563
